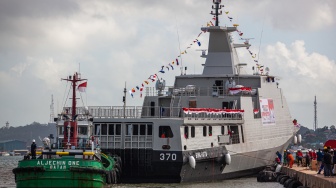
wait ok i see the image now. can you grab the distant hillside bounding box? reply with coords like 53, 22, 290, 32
0, 122, 56, 147
292, 124, 336, 149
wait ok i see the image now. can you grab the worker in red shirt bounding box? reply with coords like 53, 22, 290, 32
312, 149, 317, 160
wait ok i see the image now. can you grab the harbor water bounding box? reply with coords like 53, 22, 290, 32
1, 156, 282, 188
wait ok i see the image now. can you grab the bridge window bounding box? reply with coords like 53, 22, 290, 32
116, 124, 121, 135
203, 126, 207, 137
221, 126, 224, 135
133, 124, 139, 135
140, 124, 146, 135
209, 126, 212, 136
95, 124, 101, 135
126, 124, 132, 135
159, 126, 173, 138
101, 124, 107, 135
147, 124, 152, 135
108, 124, 114, 135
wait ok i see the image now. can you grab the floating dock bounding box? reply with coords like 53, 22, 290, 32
281, 166, 336, 188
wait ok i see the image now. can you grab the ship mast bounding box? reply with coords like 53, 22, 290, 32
62, 72, 87, 148
211, 0, 223, 26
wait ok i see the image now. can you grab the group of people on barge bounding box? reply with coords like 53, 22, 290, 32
276, 147, 336, 177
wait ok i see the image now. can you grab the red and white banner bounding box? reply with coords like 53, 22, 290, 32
78, 82, 87, 92
229, 87, 252, 95
183, 108, 244, 115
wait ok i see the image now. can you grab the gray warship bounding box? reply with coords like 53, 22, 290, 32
55, 0, 298, 183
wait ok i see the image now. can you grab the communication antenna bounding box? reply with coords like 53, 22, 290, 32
175, 16, 183, 75
49, 95, 55, 123
313, 95, 318, 131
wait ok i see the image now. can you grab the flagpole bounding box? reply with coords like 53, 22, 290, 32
123, 82, 126, 118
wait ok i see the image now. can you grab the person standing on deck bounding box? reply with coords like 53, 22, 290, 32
283, 150, 288, 166
296, 149, 303, 167
333, 150, 336, 175
288, 152, 295, 168
317, 148, 324, 173
308, 149, 313, 168
323, 148, 332, 177
312, 149, 317, 160
305, 151, 311, 169
31, 139, 37, 159
276, 151, 282, 164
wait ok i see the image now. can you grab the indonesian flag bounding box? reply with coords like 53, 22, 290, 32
78, 82, 87, 92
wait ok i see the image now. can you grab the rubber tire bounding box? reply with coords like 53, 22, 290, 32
106, 171, 112, 184
277, 174, 285, 182
288, 180, 303, 188
280, 176, 290, 184
284, 178, 294, 188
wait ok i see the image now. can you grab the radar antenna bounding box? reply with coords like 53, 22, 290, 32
240, 38, 254, 45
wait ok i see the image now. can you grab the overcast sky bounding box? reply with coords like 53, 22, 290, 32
0, 0, 335, 130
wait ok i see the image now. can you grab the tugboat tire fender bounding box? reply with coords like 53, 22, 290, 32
105, 170, 112, 184
13, 166, 45, 173
115, 168, 121, 180
115, 163, 122, 174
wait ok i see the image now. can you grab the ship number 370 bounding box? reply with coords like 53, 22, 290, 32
159, 153, 177, 161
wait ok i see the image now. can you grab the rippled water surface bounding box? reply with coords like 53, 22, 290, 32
1, 156, 282, 188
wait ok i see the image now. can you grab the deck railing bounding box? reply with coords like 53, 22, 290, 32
145, 86, 257, 97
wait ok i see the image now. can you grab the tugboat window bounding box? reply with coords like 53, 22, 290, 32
221, 126, 224, 135
79, 127, 87, 135
191, 126, 195, 138
209, 126, 212, 136
108, 124, 114, 135
159, 126, 173, 138
203, 126, 207, 137
101, 124, 107, 135
116, 124, 121, 135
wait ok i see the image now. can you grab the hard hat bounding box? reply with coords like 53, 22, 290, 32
32, 139, 35, 142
